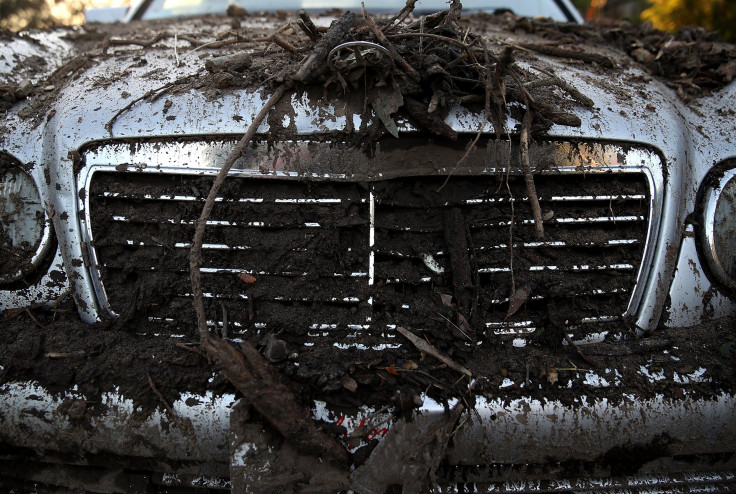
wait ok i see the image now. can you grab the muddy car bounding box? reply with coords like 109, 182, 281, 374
1, 1, 735, 492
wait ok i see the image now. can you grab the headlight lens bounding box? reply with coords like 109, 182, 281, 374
701, 168, 736, 291
0, 156, 51, 284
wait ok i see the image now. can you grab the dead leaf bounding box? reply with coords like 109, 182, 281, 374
368, 78, 404, 138
456, 311, 475, 335
439, 293, 453, 308
239, 273, 257, 284
341, 374, 358, 392
547, 368, 559, 385
504, 283, 531, 321
384, 365, 400, 376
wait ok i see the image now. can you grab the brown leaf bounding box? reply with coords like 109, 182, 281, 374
456, 312, 475, 334
504, 283, 531, 321
341, 375, 358, 392
384, 365, 400, 376
368, 79, 404, 138
239, 273, 257, 284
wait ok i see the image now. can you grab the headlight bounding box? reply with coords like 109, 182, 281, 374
700, 167, 736, 292
0, 154, 52, 284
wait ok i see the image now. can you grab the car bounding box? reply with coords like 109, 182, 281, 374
85, 0, 584, 24
1, 1, 735, 492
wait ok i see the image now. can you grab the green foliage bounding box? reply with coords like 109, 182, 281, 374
643, 0, 736, 43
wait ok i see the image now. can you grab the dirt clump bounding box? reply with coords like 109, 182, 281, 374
494, 14, 736, 100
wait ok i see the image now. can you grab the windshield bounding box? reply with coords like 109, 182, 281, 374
138, 0, 577, 22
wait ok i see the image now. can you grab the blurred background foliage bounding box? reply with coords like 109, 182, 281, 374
0, 0, 127, 31
574, 0, 736, 42
0, 0, 735, 43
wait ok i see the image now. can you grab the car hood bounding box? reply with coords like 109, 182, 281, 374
2, 14, 734, 155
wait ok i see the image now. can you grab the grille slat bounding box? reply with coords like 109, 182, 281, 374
88, 170, 650, 340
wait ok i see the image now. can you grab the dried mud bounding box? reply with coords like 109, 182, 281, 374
1, 300, 734, 420
2, 5, 736, 491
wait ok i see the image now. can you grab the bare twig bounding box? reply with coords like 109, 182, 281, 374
203, 336, 349, 466
563, 334, 598, 367
396, 326, 472, 377
105, 74, 201, 135
525, 69, 594, 108
295, 12, 356, 83
504, 141, 516, 293
436, 38, 492, 192
271, 35, 297, 53
147, 372, 177, 417
382, 0, 417, 34
520, 108, 545, 240
175, 342, 208, 360
388, 32, 489, 66
189, 83, 291, 341
205, 52, 252, 72
297, 9, 322, 41
178, 33, 252, 49
361, 4, 420, 82
25, 308, 46, 329
103, 32, 172, 53
442, 0, 463, 28
519, 42, 614, 68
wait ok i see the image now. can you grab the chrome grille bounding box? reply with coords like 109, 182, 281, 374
86, 166, 650, 341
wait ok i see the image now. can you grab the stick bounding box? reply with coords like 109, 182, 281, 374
271, 35, 297, 53
295, 11, 355, 83
525, 76, 594, 108
105, 74, 200, 135
519, 43, 614, 68
563, 334, 598, 367
297, 9, 322, 41
189, 83, 291, 341
175, 342, 208, 359
396, 327, 472, 377
436, 38, 492, 192
25, 308, 46, 329
520, 109, 545, 240
361, 4, 420, 82
203, 336, 349, 466
205, 52, 252, 73
102, 32, 172, 53
147, 372, 177, 417
382, 0, 417, 33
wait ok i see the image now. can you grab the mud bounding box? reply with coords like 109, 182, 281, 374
1, 298, 734, 418
2, 5, 733, 129
2, 5, 736, 491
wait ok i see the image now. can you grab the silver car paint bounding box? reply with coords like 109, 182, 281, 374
1, 15, 735, 488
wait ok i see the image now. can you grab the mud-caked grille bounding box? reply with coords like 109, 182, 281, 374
88, 171, 650, 341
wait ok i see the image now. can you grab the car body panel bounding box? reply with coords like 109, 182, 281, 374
1, 9, 735, 492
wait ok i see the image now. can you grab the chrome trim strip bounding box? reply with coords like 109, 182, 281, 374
701, 168, 736, 291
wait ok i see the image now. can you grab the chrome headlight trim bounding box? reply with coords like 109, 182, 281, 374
0, 154, 54, 285
700, 167, 736, 292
